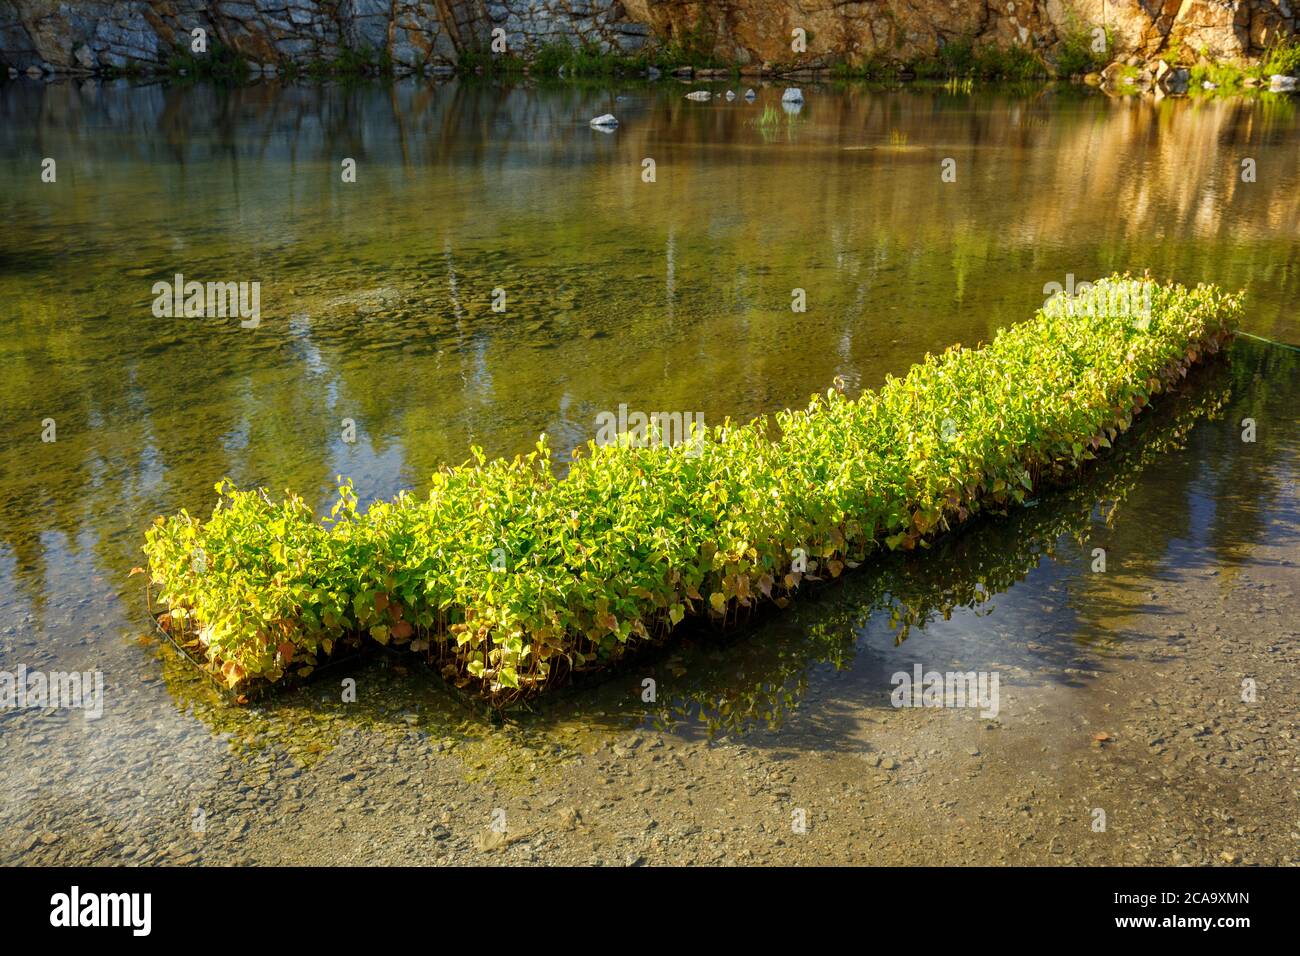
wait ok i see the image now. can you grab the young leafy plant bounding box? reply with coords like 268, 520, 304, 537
143, 276, 1242, 703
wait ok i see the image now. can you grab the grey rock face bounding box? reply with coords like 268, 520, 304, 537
0, 0, 656, 73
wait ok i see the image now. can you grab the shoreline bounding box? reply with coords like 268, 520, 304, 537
4, 69, 1296, 104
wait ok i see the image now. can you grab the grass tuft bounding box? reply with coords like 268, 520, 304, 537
167, 41, 250, 82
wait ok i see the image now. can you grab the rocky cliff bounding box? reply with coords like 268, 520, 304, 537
628, 1, 1296, 66
0, 1, 1295, 75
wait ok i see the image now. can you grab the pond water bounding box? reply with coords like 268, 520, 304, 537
1, 77, 1297, 865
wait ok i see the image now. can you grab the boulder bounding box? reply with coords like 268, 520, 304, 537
781, 87, 804, 103
589, 114, 619, 129
1162, 67, 1190, 94
1270, 74, 1299, 92
1100, 61, 1126, 86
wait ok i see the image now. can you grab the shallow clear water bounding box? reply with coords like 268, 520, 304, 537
0, 77, 1297, 864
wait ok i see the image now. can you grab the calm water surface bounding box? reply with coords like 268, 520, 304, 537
0, 78, 1296, 862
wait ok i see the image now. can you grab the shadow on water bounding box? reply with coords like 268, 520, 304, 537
152, 340, 1299, 767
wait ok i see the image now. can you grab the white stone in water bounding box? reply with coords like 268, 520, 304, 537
589, 113, 619, 129
782, 87, 804, 103
1270, 74, 1298, 92
725, 90, 736, 101
744, 88, 756, 100
685, 90, 711, 101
